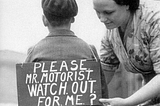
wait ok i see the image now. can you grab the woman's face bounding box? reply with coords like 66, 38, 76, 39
93, 0, 130, 29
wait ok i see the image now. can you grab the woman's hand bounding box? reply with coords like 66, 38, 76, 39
99, 98, 127, 106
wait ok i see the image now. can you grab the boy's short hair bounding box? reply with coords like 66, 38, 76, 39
42, 0, 78, 26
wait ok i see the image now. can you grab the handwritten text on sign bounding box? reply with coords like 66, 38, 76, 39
16, 59, 102, 106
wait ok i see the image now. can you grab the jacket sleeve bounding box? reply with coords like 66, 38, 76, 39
24, 46, 34, 63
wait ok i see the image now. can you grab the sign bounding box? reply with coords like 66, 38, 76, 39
16, 59, 102, 106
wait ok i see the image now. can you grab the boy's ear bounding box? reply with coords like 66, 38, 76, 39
42, 15, 49, 26
70, 17, 75, 23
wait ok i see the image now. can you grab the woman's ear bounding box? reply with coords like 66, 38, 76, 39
126, 5, 129, 11
42, 15, 49, 26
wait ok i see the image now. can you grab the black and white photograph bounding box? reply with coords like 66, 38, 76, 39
1, 0, 160, 106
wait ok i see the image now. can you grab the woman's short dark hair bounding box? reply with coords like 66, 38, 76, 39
113, 0, 140, 13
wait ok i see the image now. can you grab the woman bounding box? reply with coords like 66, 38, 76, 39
93, 0, 160, 105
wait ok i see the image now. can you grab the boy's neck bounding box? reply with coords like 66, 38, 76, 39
48, 24, 71, 32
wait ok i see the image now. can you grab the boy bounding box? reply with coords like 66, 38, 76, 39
25, 0, 108, 102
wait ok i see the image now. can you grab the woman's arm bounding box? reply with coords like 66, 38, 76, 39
100, 33, 120, 84
125, 74, 160, 105
99, 74, 160, 106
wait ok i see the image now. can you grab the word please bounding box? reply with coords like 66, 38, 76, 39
33, 59, 87, 73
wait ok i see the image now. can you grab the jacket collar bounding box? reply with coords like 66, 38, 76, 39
47, 29, 76, 37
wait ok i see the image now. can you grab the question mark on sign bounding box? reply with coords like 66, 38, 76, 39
90, 94, 96, 105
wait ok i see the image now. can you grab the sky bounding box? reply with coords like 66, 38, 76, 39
0, 0, 106, 54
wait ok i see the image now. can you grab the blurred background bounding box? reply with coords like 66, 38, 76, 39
1, 0, 159, 106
